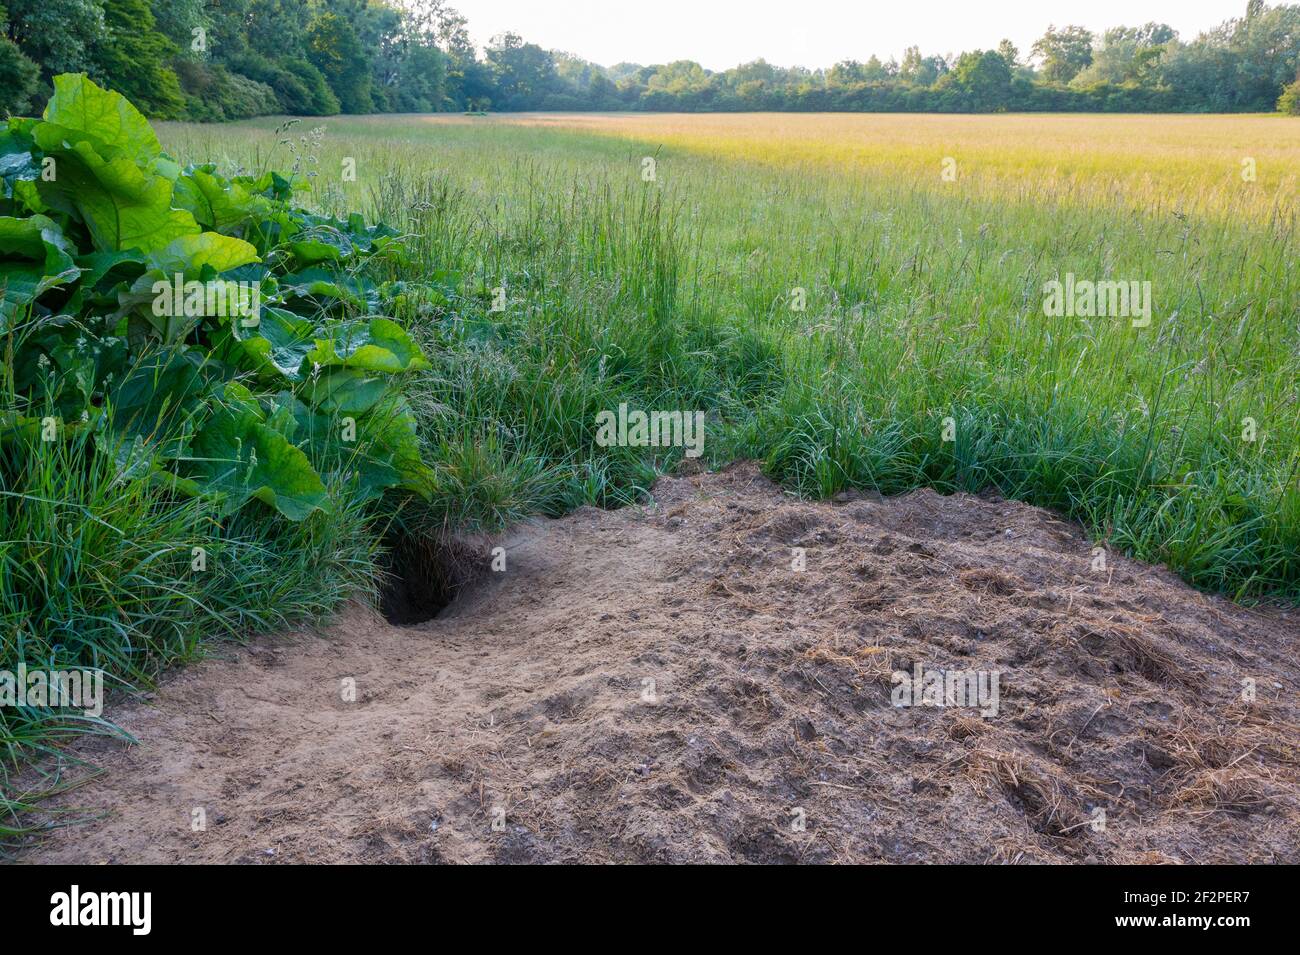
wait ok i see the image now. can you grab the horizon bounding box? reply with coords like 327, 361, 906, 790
452, 0, 1246, 72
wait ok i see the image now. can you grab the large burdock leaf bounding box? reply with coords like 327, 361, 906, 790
277, 267, 378, 311
0, 214, 81, 319
75, 249, 148, 288
8, 316, 106, 419
112, 233, 263, 342
236, 169, 308, 203
0, 126, 42, 205
147, 232, 261, 275
36, 140, 199, 253
302, 367, 392, 415
305, 317, 431, 373
0, 213, 76, 263
362, 394, 432, 496
34, 74, 162, 166
188, 382, 329, 520
29, 76, 197, 252
288, 232, 352, 267
275, 391, 430, 504
232, 305, 317, 381
174, 165, 269, 233
65, 248, 147, 313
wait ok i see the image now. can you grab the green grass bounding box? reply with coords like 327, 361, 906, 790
162, 112, 1300, 599
0, 393, 378, 842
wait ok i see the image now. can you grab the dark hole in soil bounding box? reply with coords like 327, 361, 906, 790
378, 531, 485, 625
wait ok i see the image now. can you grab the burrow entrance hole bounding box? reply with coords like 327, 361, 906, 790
378, 531, 488, 625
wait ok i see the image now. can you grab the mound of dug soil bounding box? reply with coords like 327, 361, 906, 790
15, 464, 1300, 863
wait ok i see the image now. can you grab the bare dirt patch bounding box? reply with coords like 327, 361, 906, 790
13, 463, 1300, 863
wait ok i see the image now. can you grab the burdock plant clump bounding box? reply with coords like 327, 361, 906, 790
1, 75, 445, 834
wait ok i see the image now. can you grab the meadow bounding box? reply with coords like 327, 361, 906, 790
169, 110, 1300, 596
4, 105, 1298, 841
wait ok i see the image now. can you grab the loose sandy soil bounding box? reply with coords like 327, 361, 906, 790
13, 464, 1300, 863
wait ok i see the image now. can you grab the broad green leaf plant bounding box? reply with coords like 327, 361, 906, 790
1, 75, 436, 519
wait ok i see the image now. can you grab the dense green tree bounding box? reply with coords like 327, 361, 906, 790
1161, 4, 1300, 110
726, 59, 777, 89
827, 60, 866, 87
406, 0, 477, 107
359, 0, 451, 111
1279, 74, 1300, 112
201, 0, 252, 61
1032, 24, 1095, 84
151, 0, 209, 55
393, 43, 448, 110
1229, 3, 1300, 108
648, 59, 711, 95
285, 57, 342, 114
899, 46, 946, 86
93, 0, 186, 118
5, 0, 1300, 121
246, 0, 312, 60
485, 33, 558, 108
4, 0, 104, 76
360, 1, 402, 106
553, 51, 600, 91
307, 10, 372, 113
947, 49, 1013, 108
0, 41, 40, 115
1070, 24, 1175, 88
0, 4, 40, 115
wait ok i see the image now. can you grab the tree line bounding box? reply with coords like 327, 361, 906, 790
4, 0, 1300, 120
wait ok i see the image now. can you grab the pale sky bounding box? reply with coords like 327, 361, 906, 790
452, 0, 1246, 70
